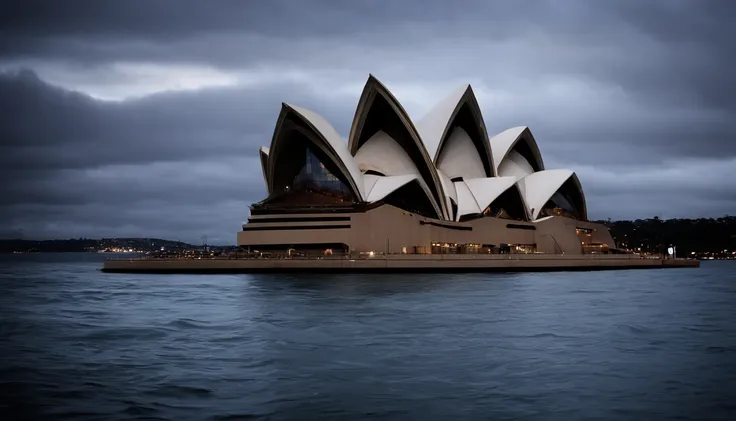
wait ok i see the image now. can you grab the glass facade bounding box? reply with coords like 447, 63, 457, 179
265, 144, 356, 207
541, 191, 580, 219
292, 148, 351, 196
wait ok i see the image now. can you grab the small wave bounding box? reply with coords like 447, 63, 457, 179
47, 389, 89, 399
617, 324, 649, 334
684, 326, 722, 333
77, 327, 168, 341
210, 414, 270, 420
166, 318, 208, 329
509, 333, 574, 339
0, 379, 58, 389
81, 381, 105, 388
148, 384, 214, 398
45, 411, 107, 420
210, 335, 246, 343
706, 346, 736, 354
569, 289, 608, 294
121, 401, 159, 416
0, 320, 39, 335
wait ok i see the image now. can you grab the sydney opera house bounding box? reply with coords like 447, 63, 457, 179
238, 75, 618, 257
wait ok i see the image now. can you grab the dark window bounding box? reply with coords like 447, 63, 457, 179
247, 216, 351, 223
483, 187, 528, 221
268, 118, 357, 207
540, 178, 585, 220
242, 224, 351, 231
382, 179, 439, 219
506, 223, 536, 231
250, 206, 364, 215
420, 221, 473, 231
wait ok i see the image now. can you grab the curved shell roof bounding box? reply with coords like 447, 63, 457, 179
363, 174, 411, 201
259, 146, 270, 194
518, 169, 587, 220
348, 75, 449, 219
435, 127, 487, 180
416, 85, 494, 177
354, 130, 421, 176
257, 74, 590, 222
362, 174, 443, 217
286, 104, 366, 199
266, 103, 365, 201
455, 176, 525, 221
355, 131, 444, 219
436, 169, 458, 220
489, 126, 545, 177
497, 149, 536, 180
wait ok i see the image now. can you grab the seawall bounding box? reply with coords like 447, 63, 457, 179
102, 254, 700, 274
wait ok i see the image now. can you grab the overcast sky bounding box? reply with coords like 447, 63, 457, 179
1, 0, 734, 243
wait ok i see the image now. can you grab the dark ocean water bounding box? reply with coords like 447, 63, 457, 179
1, 253, 735, 420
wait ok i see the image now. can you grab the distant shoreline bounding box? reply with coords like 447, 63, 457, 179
2, 215, 734, 258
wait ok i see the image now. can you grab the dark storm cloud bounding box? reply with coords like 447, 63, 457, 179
0, 0, 734, 241
1, 0, 560, 40
0, 69, 361, 242
0, 69, 363, 170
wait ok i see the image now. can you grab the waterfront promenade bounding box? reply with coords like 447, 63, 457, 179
102, 253, 699, 273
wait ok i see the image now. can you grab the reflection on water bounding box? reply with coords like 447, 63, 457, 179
1, 253, 735, 420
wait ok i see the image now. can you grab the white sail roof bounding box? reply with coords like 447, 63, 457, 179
489, 126, 544, 176
416, 84, 494, 177
364, 174, 418, 202
348, 75, 448, 219
259, 146, 270, 194
497, 149, 536, 180
354, 130, 421, 176
518, 169, 586, 220
287, 104, 365, 198
436, 169, 458, 220
355, 131, 443, 219
454, 177, 524, 221
415, 84, 468, 160
436, 127, 487, 180
266, 103, 365, 201
453, 180, 482, 219
258, 73, 591, 223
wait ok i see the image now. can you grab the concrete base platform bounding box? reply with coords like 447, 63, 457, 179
102, 255, 700, 274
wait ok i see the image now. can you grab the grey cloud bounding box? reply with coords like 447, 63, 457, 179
0, 0, 551, 40
1, 156, 267, 243
0, 70, 355, 242
4, 0, 733, 117
0, 69, 358, 170
0, 0, 734, 241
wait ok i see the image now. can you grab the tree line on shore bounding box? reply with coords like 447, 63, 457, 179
595, 216, 735, 256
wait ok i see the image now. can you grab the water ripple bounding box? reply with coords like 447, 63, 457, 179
1, 254, 735, 420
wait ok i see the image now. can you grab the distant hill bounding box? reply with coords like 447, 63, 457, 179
0, 238, 194, 253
